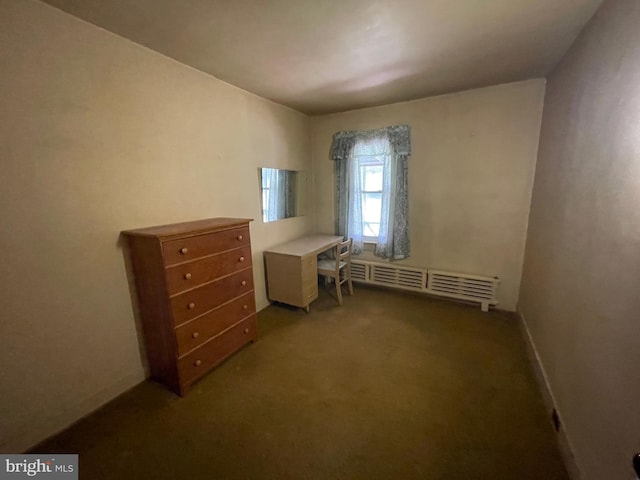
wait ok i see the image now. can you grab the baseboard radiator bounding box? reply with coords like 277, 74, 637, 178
350, 259, 499, 312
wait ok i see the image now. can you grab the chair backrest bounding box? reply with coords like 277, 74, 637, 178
332, 239, 352, 274
338, 239, 352, 263
318, 239, 353, 275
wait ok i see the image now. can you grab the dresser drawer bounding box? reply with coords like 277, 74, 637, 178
163, 226, 249, 266
165, 246, 252, 295
171, 268, 254, 326
174, 292, 256, 356
178, 315, 257, 386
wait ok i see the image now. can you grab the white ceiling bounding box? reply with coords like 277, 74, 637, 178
42, 0, 603, 115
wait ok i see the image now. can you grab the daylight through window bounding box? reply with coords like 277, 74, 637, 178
359, 157, 383, 238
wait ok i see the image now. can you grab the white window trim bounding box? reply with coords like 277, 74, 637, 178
359, 155, 384, 243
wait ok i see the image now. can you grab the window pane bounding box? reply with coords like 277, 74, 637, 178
363, 191, 381, 238
362, 192, 381, 223
364, 222, 380, 237
363, 164, 383, 192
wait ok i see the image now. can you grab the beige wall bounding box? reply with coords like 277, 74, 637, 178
519, 0, 640, 479
0, 0, 312, 452
312, 80, 546, 311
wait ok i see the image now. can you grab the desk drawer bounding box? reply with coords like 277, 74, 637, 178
178, 315, 256, 386
175, 292, 256, 356
300, 255, 317, 284
300, 255, 318, 305
301, 281, 318, 305
171, 268, 254, 326
163, 226, 249, 266
165, 246, 252, 295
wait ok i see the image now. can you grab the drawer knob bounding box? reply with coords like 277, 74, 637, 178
239, 256, 245, 262
237, 235, 243, 241
243, 304, 248, 310
194, 359, 202, 366
188, 302, 196, 309
244, 328, 249, 334
184, 273, 192, 280
192, 332, 199, 339
180, 247, 188, 254
241, 280, 247, 286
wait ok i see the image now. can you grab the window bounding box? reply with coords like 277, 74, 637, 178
332, 125, 410, 260
357, 151, 385, 240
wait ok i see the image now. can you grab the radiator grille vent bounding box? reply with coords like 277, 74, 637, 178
350, 260, 499, 311
371, 265, 424, 290
350, 262, 368, 282
427, 269, 499, 311
428, 271, 496, 300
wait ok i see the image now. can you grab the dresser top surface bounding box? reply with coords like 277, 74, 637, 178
122, 217, 253, 239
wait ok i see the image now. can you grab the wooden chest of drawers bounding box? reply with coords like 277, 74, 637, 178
122, 218, 256, 395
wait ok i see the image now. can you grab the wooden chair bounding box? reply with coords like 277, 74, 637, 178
317, 239, 354, 305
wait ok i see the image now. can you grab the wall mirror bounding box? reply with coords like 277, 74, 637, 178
259, 168, 306, 223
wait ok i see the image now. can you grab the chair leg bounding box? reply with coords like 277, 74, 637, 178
335, 275, 343, 305
347, 276, 354, 296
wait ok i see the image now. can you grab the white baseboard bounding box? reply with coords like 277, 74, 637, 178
517, 308, 582, 480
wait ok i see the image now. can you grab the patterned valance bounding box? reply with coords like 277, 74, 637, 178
330, 125, 411, 161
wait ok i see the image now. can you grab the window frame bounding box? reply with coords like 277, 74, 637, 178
357, 155, 385, 243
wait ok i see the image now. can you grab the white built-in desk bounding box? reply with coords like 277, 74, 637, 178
264, 235, 343, 311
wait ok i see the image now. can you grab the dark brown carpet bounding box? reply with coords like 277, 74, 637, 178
33, 286, 568, 479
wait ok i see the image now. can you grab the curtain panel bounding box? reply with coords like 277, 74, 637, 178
330, 125, 411, 260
